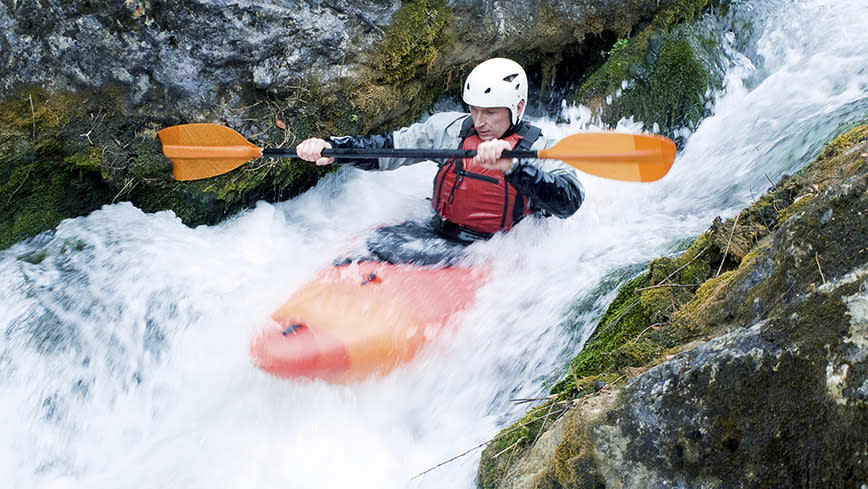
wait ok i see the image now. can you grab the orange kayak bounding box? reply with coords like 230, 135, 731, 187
249, 261, 486, 383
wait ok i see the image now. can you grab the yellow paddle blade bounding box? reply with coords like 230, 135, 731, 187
155, 123, 263, 181
540, 132, 676, 182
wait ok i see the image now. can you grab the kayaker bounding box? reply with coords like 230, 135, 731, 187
295, 58, 584, 264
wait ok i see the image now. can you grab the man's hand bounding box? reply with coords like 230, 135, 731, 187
474, 139, 514, 172
296, 138, 334, 166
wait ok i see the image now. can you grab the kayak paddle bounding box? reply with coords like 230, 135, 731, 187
155, 123, 676, 182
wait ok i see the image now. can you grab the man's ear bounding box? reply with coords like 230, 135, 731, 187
516, 100, 526, 120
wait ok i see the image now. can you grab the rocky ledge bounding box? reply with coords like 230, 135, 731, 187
1, 0, 715, 250
479, 126, 868, 488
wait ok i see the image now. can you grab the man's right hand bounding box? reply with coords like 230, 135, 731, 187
295, 138, 334, 166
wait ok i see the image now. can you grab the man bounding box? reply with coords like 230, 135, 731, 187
296, 58, 584, 264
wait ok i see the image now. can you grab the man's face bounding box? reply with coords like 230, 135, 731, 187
469, 106, 512, 141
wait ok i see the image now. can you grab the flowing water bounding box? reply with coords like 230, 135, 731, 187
1, 0, 866, 487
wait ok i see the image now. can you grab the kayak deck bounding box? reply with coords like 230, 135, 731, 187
249, 261, 486, 383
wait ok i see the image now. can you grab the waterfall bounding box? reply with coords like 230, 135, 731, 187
1, 0, 865, 487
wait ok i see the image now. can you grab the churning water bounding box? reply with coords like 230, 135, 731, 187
1, 0, 866, 487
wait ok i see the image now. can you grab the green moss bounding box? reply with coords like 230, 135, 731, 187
127, 139, 173, 181
482, 122, 868, 489
610, 338, 662, 368
639, 286, 674, 323
63, 149, 106, 176
816, 124, 868, 161
323, 0, 458, 133
774, 196, 811, 226
478, 400, 563, 489
0, 141, 114, 249
637, 235, 715, 324
0, 83, 344, 249
748, 193, 785, 230
572, 0, 713, 136
545, 233, 723, 401
678, 234, 714, 281
550, 407, 608, 489
370, 0, 453, 85
617, 38, 709, 133
669, 269, 737, 337
557, 273, 652, 388
0, 88, 174, 248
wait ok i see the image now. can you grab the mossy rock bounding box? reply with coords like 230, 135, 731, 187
477, 400, 563, 489
348, 0, 456, 132
0, 86, 338, 248
572, 0, 716, 139
0, 90, 117, 249
369, 0, 453, 85
478, 124, 868, 489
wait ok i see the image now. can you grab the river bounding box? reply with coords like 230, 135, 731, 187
1, 0, 866, 487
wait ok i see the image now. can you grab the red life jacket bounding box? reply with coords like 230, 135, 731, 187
432, 118, 541, 235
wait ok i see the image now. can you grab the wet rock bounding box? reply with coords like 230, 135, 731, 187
480, 126, 868, 488
1, 0, 688, 119
1, 0, 400, 118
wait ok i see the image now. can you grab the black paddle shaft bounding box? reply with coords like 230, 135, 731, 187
262, 147, 538, 161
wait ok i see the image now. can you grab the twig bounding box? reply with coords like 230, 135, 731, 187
28, 93, 36, 140
717, 213, 740, 277
510, 395, 557, 405
412, 375, 630, 482
410, 399, 563, 481
80, 109, 104, 145
530, 401, 558, 447
570, 360, 581, 392
765, 173, 777, 191
636, 283, 703, 291
496, 437, 524, 488
815, 252, 826, 284
589, 299, 639, 341
494, 437, 526, 459
112, 178, 137, 204
635, 323, 665, 341
409, 440, 491, 480
8, 166, 32, 203
657, 246, 709, 287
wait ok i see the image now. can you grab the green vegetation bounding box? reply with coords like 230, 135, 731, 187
0, 86, 335, 247
349, 0, 456, 132
0, 0, 468, 250
370, 0, 453, 85
0, 89, 115, 249
572, 0, 714, 137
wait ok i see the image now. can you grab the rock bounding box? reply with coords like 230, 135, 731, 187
480, 126, 868, 488
1, 0, 400, 117
1, 0, 684, 118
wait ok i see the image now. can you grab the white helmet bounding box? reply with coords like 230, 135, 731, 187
462, 58, 528, 125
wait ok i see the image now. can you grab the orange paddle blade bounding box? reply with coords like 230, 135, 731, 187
541, 132, 676, 182
155, 123, 263, 180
